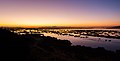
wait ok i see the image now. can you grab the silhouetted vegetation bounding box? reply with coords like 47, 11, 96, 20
0, 28, 120, 61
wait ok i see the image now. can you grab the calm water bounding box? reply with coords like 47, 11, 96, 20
42, 29, 120, 51
12, 28, 120, 51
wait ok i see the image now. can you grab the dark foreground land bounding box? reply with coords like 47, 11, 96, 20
0, 28, 120, 61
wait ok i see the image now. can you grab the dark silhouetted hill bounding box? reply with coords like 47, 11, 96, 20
111, 26, 120, 29
0, 28, 120, 61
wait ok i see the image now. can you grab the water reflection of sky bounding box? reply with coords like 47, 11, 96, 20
11, 28, 120, 51
43, 33, 120, 51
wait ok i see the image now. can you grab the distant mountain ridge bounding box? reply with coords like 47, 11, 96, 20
109, 26, 120, 29
1, 26, 120, 29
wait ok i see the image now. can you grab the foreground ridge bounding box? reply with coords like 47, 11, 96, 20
0, 28, 120, 61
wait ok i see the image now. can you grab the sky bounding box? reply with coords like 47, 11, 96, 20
0, 0, 120, 27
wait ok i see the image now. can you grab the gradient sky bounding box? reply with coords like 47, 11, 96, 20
0, 0, 120, 27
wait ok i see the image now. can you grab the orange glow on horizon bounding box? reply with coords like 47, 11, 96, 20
0, 21, 120, 28
0, 0, 120, 27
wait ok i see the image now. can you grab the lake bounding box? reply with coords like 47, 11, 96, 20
41, 29, 120, 51
11, 28, 120, 51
